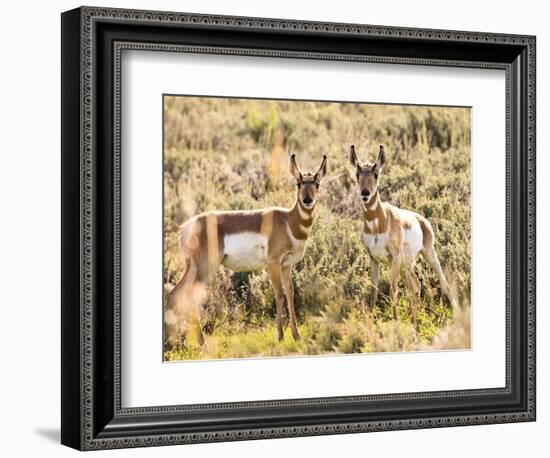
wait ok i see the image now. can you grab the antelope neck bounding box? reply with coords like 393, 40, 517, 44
363, 189, 387, 233
288, 198, 315, 239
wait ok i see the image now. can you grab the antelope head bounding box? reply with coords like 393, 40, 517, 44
290, 154, 328, 209
349, 144, 386, 206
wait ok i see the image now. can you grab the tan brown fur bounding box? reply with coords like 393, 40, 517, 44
350, 144, 458, 324
362, 190, 390, 234
165, 155, 327, 347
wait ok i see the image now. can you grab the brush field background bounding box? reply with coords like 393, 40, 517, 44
163, 96, 471, 360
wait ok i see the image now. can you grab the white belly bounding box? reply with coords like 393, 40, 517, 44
363, 230, 391, 262
401, 224, 424, 262
363, 224, 423, 264
222, 232, 268, 272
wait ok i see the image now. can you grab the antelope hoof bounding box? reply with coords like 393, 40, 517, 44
277, 329, 284, 342
291, 328, 301, 341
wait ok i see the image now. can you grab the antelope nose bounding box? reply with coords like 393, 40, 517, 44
303, 196, 313, 204
361, 189, 370, 197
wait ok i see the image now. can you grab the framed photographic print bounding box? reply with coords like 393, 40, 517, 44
61, 6, 536, 450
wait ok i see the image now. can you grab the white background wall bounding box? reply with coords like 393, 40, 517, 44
0, 0, 545, 456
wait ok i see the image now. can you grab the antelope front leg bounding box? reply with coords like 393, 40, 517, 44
390, 256, 402, 320
370, 258, 380, 311
282, 265, 300, 341
268, 263, 285, 341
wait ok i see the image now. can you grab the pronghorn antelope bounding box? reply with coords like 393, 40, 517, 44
349, 144, 458, 323
165, 154, 328, 347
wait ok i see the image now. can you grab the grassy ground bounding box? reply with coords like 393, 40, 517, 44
163, 96, 471, 361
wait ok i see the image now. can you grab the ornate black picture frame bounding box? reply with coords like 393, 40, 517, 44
61, 6, 536, 450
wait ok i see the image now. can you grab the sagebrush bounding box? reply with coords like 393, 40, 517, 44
163, 96, 471, 360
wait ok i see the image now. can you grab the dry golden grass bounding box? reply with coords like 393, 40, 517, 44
163, 96, 471, 361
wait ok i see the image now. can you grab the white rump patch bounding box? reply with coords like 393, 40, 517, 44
222, 232, 268, 272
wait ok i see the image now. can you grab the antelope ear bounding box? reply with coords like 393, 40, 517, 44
349, 145, 359, 167
315, 155, 328, 182
375, 145, 386, 171
289, 154, 302, 181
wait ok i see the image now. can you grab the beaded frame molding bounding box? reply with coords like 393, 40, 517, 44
61, 6, 536, 451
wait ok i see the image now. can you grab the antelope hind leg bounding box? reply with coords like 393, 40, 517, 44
164, 259, 208, 349
423, 248, 458, 309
